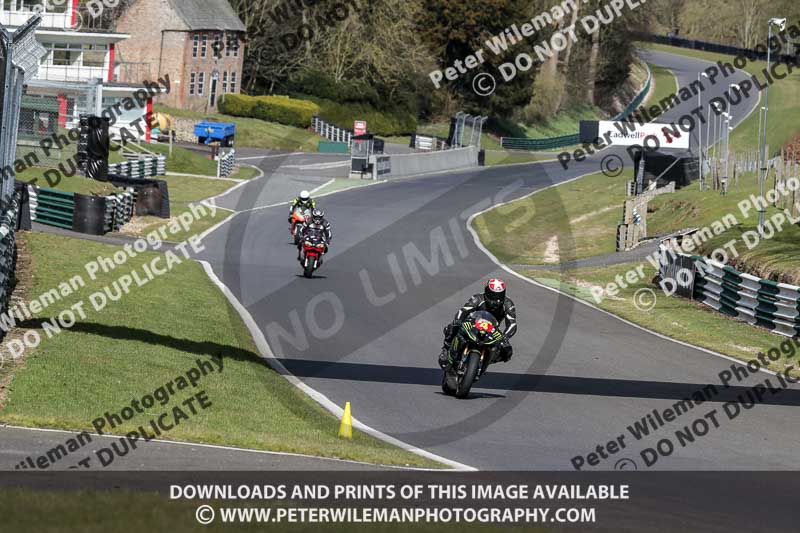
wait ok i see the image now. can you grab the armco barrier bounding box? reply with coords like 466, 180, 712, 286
501, 64, 652, 151
28, 185, 75, 229
632, 32, 799, 65
659, 245, 800, 338
368, 146, 478, 179
29, 183, 139, 235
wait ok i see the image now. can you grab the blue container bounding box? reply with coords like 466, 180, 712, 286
194, 121, 236, 146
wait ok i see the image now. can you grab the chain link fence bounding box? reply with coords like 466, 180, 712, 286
16, 80, 99, 170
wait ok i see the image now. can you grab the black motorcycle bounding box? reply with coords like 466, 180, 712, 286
441, 311, 503, 399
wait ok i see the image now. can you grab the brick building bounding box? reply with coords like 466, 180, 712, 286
115, 0, 246, 112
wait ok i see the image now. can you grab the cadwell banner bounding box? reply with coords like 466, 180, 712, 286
598, 120, 691, 150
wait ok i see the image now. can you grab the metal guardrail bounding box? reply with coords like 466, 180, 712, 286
28, 185, 75, 229
632, 32, 799, 64
312, 115, 353, 146
501, 64, 653, 151
108, 155, 167, 180
659, 245, 800, 338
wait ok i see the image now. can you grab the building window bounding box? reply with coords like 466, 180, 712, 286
230, 71, 237, 93
226, 33, 240, 57
213, 33, 222, 58
82, 44, 106, 67
201, 34, 207, 58
198, 72, 205, 96
189, 73, 196, 95
50, 43, 81, 66
192, 35, 199, 58
222, 71, 228, 93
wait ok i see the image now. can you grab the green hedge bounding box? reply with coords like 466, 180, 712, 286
219, 94, 320, 128
311, 98, 417, 136
218, 93, 416, 135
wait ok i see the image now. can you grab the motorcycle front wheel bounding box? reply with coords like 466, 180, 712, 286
455, 350, 481, 399
303, 260, 315, 278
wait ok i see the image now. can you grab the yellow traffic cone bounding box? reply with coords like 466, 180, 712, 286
338, 402, 353, 439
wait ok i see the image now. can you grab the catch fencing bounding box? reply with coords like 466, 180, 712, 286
0, 16, 47, 330
501, 64, 652, 151
659, 243, 800, 338
17, 79, 98, 169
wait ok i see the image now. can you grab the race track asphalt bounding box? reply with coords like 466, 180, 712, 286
194, 50, 800, 470
6, 50, 798, 472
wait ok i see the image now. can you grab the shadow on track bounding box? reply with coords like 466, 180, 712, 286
278, 358, 800, 407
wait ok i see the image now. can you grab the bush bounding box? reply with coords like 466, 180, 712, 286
219, 94, 320, 128
310, 98, 417, 136
523, 75, 564, 123
218, 94, 258, 117
286, 70, 380, 107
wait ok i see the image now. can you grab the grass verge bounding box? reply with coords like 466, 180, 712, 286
646, 63, 678, 116
0, 232, 441, 468
155, 105, 320, 151
520, 261, 800, 374
473, 169, 633, 265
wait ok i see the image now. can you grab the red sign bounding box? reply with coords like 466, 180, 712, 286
354, 120, 367, 136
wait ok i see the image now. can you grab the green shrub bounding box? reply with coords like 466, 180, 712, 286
219, 94, 319, 128
523, 75, 564, 123
218, 94, 258, 117
311, 98, 417, 136
286, 70, 380, 107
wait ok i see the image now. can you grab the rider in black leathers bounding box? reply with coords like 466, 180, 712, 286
297, 208, 333, 261
439, 279, 517, 369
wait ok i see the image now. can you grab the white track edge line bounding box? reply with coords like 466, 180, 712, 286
0, 424, 444, 471
198, 260, 476, 472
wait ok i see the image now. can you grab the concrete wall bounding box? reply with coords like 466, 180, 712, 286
370, 147, 478, 179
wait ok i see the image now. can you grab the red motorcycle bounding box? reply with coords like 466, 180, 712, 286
289, 207, 312, 245
300, 229, 327, 278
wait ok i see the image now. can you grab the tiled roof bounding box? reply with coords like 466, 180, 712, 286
166, 0, 246, 32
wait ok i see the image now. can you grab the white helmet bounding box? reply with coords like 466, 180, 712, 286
299, 190, 310, 201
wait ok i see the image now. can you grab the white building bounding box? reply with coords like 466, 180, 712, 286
2, 0, 155, 140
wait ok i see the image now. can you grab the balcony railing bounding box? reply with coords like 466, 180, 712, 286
35, 63, 107, 83
0, 10, 73, 30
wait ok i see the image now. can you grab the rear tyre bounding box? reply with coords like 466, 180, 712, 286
455, 351, 481, 399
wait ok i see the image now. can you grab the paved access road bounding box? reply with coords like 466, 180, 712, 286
196, 50, 800, 470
